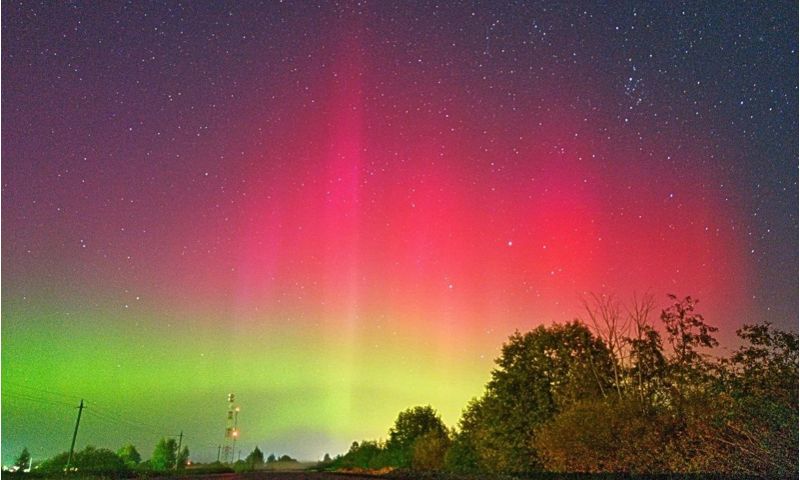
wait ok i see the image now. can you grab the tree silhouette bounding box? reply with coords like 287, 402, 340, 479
386, 405, 448, 467
245, 446, 264, 467
151, 438, 177, 471
117, 444, 141, 467
661, 294, 719, 408
176, 445, 189, 470
14, 447, 30, 472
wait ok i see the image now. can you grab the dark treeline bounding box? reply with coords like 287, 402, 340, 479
327, 294, 798, 477
10, 438, 196, 476
9, 438, 298, 477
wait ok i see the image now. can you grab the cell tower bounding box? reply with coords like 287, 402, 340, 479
223, 393, 240, 463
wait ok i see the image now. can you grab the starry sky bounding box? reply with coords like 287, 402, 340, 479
2, 0, 797, 465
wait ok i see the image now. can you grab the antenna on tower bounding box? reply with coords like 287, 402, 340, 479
223, 393, 240, 463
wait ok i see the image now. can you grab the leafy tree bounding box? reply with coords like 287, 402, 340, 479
444, 430, 479, 473
627, 322, 667, 407
76, 446, 127, 474
444, 397, 490, 472
176, 445, 189, 470
534, 398, 674, 473
346, 441, 382, 467
37, 447, 126, 474
322, 453, 332, 463
151, 437, 177, 471
412, 429, 451, 471
36, 452, 69, 474
385, 405, 448, 468
729, 321, 798, 405
117, 444, 141, 467
266, 453, 276, 463
14, 447, 31, 472
471, 321, 614, 472
661, 294, 718, 404
662, 295, 719, 362
331, 440, 394, 469
624, 293, 663, 405
694, 322, 799, 476
245, 446, 264, 468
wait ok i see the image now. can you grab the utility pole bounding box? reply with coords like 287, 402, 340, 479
175, 431, 183, 470
65, 399, 85, 471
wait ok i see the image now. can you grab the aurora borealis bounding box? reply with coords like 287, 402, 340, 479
2, 0, 797, 465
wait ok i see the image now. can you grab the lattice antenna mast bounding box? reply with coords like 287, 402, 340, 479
223, 393, 239, 463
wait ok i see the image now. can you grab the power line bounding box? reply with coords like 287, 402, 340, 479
6, 390, 170, 439
3, 381, 83, 401
88, 404, 166, 433
6, 385, 230, 458
83, 408, 208, 447
4, 391, 76, 408
8, 382, 221, 434
82, 410, 163, 437
88, 400, 221, 434
5, 391, 169, 437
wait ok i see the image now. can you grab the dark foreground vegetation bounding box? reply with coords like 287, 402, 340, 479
7, 441, 298, 477
7, 294, 797, 478
325, 294, 797, 477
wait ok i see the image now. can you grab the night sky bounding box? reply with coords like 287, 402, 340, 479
2, 0, 797, 464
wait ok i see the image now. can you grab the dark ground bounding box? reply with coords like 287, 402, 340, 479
2, 472, 770, 480
164, 474, 384, 480
162, 474, 395, 480
154, 472, 768, 480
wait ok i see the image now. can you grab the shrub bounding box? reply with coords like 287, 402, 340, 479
411, 430, 451, 471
